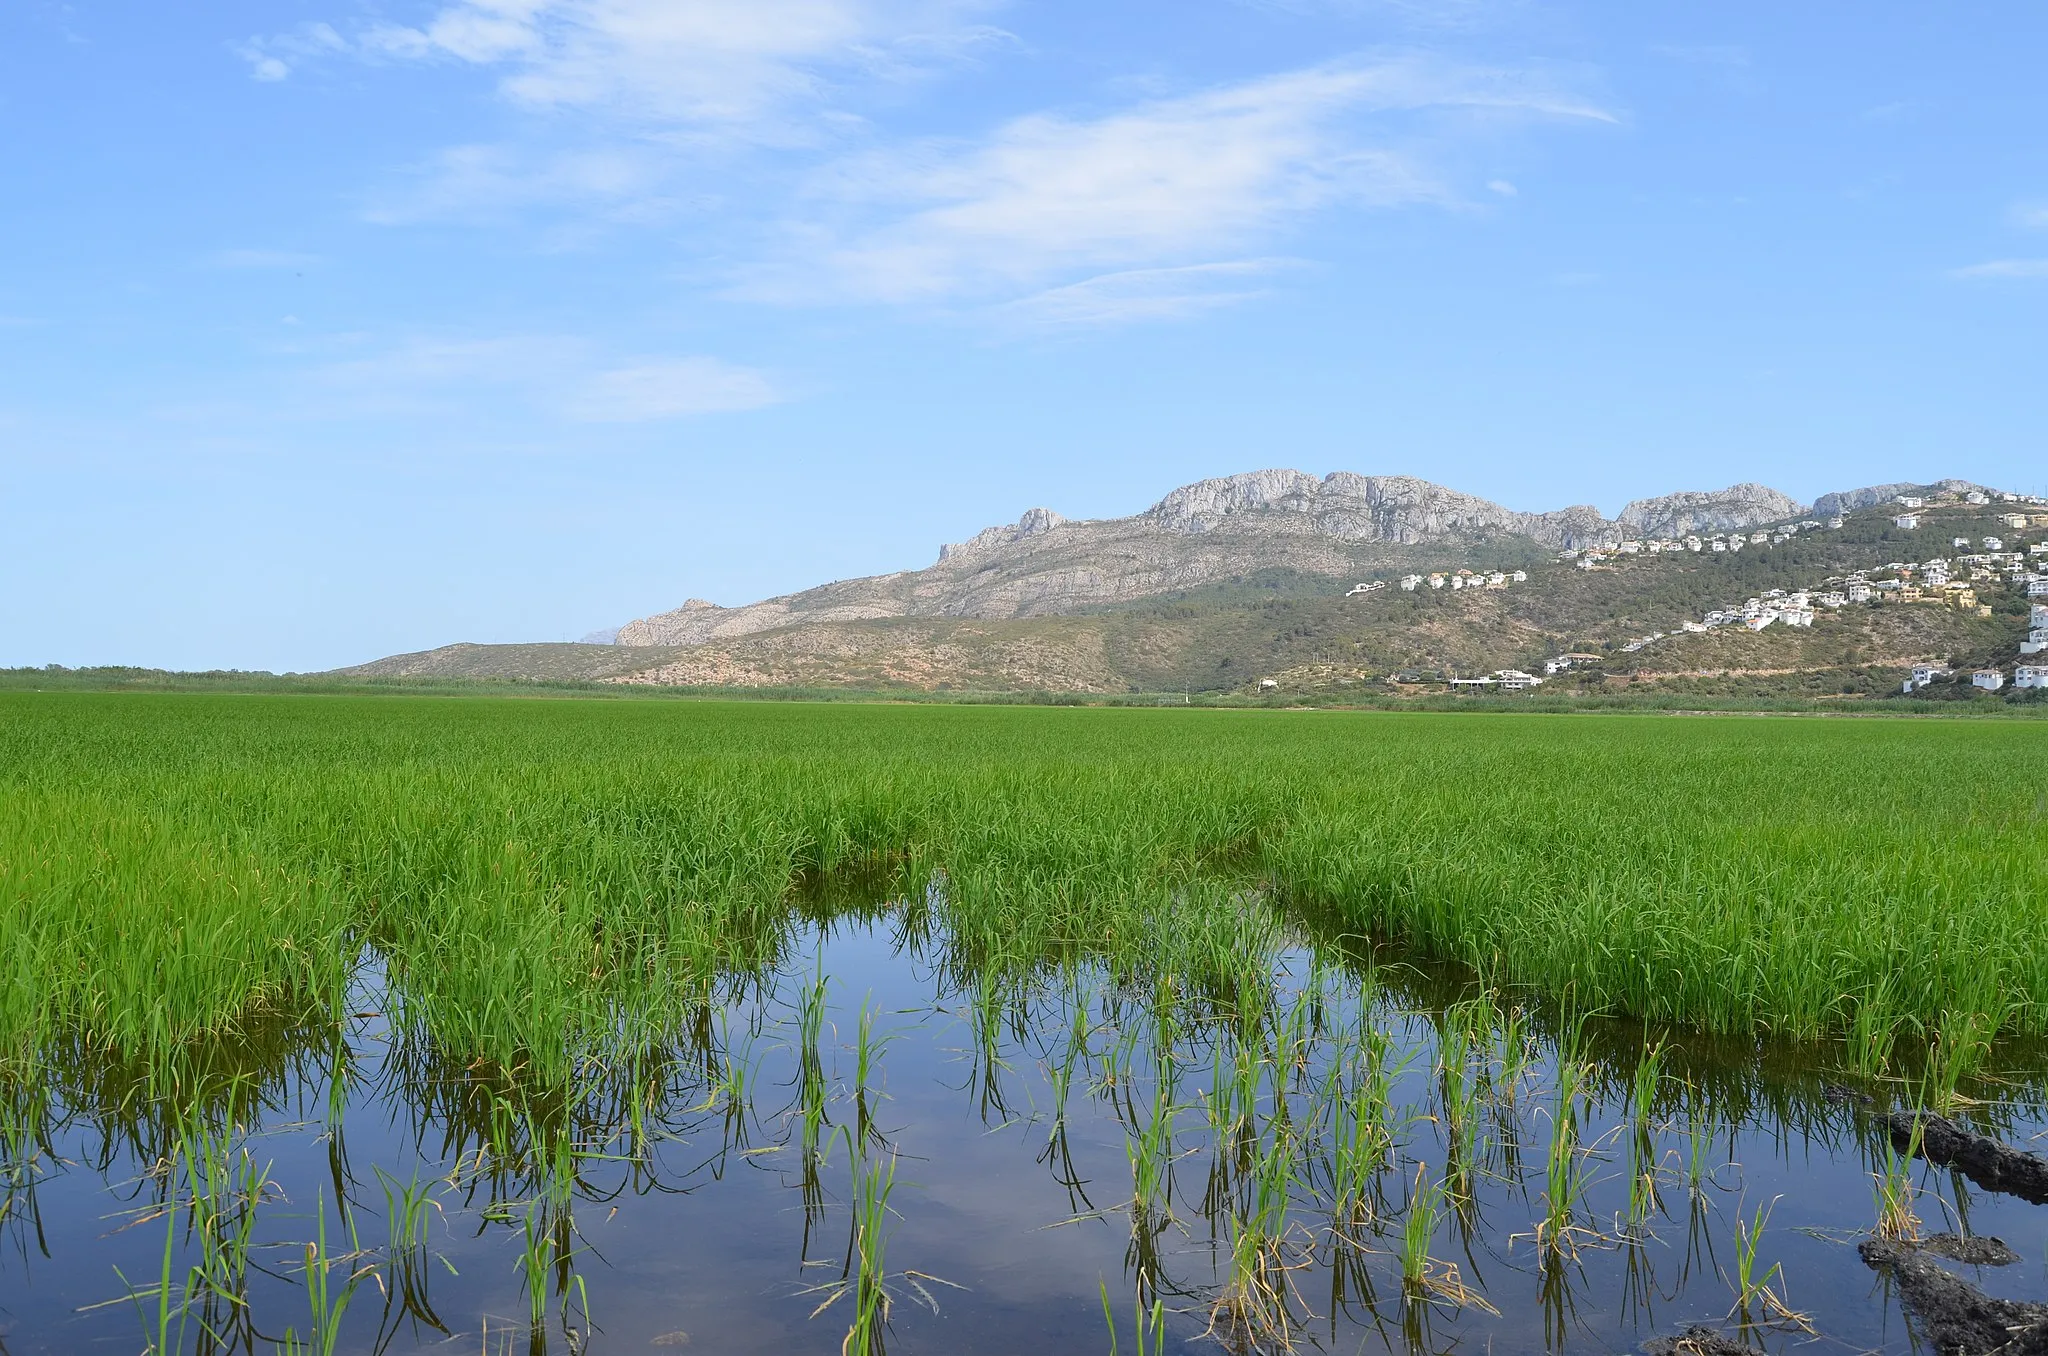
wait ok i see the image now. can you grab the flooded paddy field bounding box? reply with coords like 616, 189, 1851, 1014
7, 912, 2048, 1355
2, 694, 2045, 1352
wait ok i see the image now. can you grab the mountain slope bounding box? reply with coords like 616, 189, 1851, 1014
343, 470, 2034, 697
614, 471, 1824, 647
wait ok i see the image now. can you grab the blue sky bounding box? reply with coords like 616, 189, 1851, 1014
3, 1, 2045, 670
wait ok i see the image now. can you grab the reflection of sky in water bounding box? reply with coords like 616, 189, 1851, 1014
4, 915, 2047, 1355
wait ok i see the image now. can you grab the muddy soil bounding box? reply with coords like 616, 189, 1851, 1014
1860, 1238, 2048, 1356
1889, 1111, 2048, 1204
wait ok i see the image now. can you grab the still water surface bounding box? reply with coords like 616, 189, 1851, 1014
3, 912, 2045, 1354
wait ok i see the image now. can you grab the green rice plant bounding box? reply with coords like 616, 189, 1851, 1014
852, 996, 896, 1147
1434, 1019, 1482, 1201
1100, 1278, 1168, 1356
1126, 1068, 1177, 1220
1927, 1006, 2001, 1110
1494, 1001, 1533, 1097
1846, 975, 1901, 1077
1044, 996, 1090, 1138
295, 1187, 369, 1356
1329, 1027, 1412, 1227
3, 693, 2047, 1347
516, 1203, 554, 1334
1872, 1126, 1922, 1243
1392, 1159, 1494, 1315
1534, 1057, 1596, 1255
372, 1165, 449, 1340
1207, 1110, 1305, 1347
1726, 1196, 1802, 1328
116, 1188, 198, 1356
842, 1124, 899, 1355
1398, 1160, 1442, 1292
1624, 1044, 1665, 1232
793, 958, 833, 1190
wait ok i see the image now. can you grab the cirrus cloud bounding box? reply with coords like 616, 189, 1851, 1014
1950, 259, 2048, 280
741, 54, 1613, 305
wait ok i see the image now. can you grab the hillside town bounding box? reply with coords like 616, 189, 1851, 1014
1547, 491, 2048, 686
1348, 487, 2048, 696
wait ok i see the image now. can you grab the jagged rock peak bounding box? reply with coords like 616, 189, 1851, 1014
1143, 470, 1326, 529
1617, 484, 1807, 538
938, 507, 1068, 562
1812, 479, 1998, 518
1142, 470, 1613, 550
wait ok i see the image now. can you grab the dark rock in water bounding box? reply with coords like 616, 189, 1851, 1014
1888, 1111, 2048, 1204
1861, 1237, 2048, 1356
1642, 1325, 1751, 1356
1919, 1233, 2023, 1267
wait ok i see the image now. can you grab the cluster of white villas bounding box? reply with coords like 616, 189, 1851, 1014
1600, 495, 2048, 656
1393, 568, 1530, 592
1564, 516, 1839, 570
1901, 604, 2048, 693
1347, 490, 2048, 694
1448, 668, 1546, 691
1343, 569, 1529, 599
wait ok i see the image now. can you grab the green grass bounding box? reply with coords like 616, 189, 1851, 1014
2, 691, 2044, 1105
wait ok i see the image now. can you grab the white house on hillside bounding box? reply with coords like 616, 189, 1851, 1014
1973, 669, 2006, 691
2017, 666, 2048, 689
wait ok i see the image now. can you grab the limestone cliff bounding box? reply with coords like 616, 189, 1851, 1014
614, 470, 1805, 648
1617, 484, 1807, 538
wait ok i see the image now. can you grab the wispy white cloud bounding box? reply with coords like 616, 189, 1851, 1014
744, 55, 1611, 305
568, 358, 781, 419
235, 22, 348, 82
251, 6, 1607, 326
254, 1, 1003, 137
1950, 259, 2048, 280
1237, 0, 1530, 31
998, 260, 1296, 330
308, 335, 780, 420
363, 143, 677, 225
2010, 203, 2048, 230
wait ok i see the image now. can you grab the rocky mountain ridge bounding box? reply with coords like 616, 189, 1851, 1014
613, 471, 1992, 648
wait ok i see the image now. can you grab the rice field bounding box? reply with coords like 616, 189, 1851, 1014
2, 692, 2045, 1352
